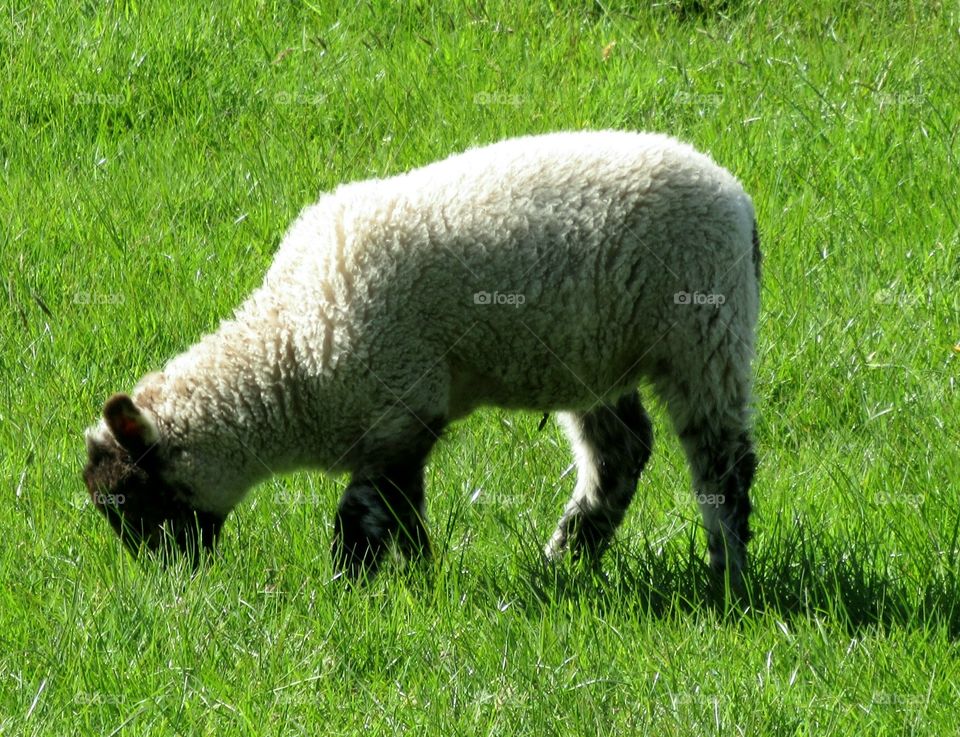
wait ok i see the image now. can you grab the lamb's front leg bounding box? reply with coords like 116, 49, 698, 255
331, 428, 439, 579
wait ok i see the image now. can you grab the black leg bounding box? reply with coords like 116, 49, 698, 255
693, 432, 755, 581
331, 422, 441, 579
654, 357, 758, 592
671, 409, 755, 591
332, 481, 395, 578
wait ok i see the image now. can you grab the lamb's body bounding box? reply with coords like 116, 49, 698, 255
84, 131, 760, 583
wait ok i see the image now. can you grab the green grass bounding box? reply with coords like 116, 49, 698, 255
2, 0, 959, 733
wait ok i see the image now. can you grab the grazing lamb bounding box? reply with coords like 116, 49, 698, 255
83, 130, 761, 585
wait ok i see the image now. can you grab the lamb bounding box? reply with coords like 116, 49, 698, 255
83, 130, 761, 585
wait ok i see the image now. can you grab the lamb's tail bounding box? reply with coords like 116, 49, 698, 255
751, 220, 762, 283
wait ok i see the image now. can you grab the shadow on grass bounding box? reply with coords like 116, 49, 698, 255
503, 520, 960, 637
666, 0, 746, 22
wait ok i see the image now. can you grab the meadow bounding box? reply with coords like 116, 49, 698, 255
1, 0, 958, 734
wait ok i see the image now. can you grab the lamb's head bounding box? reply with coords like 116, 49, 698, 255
83, 394, 224, 563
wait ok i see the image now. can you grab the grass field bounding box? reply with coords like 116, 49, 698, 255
2, 0, 959, 733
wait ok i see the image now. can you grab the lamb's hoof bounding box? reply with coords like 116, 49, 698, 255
543, 540, 565, 564
707, 557, 749, 609
331, 537, 383, 582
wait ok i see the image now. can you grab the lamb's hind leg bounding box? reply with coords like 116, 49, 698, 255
682, 419, 756, 588
657, 375, 756, 588
545, 391, 654, 560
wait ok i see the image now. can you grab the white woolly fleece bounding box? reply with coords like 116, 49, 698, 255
118, 130, 758, 515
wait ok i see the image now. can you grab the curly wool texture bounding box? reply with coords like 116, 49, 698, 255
116, 130, 758, 516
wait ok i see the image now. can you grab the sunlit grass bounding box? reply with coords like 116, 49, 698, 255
1, 0, 958, 733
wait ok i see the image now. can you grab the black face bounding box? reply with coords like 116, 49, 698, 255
83, 435, 224, 564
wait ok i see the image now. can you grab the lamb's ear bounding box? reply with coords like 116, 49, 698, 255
103, 393, 159, 455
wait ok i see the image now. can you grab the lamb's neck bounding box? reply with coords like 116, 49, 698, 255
142, 310, 332, 492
